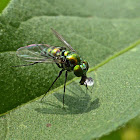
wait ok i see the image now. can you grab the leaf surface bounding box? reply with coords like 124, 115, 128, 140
1, 45, 140, 140
0, 0, 140, 139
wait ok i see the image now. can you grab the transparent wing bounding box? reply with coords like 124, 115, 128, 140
51, 28, 76, 52
16, 44, 61, 63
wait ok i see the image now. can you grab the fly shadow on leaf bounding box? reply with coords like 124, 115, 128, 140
35, 81, 100, 115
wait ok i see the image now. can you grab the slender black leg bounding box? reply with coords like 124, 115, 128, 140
86, 84, 88, 90
85, 84, 88, 94
41, 69, 64, 101
11, 62, 39, 67
56, 63, 61, 68
63, 71, 68, 107
85, 84, 92, 94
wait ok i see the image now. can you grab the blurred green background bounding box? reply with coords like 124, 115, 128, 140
100, 115, 140, 140
0, 0, 10, 13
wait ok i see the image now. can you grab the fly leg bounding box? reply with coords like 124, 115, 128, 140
56, 63, 61, 68
85, 84, 92, 94
51, 62, 61, 73
11, 62, 39, 67
41, 69, 64, 101
63, 70, 68, 107
85, 84, 88, 94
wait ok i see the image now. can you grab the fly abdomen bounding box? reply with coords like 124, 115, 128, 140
47, 47, 62, 57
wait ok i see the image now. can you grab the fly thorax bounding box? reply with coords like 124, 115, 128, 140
49, 47, 61, 57
73, 60, 89, 77
66, 53, 81, 68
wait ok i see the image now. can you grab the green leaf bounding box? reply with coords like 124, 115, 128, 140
1, 45, 140, 140
0, 0, 140, 139
1, 0, 140, 114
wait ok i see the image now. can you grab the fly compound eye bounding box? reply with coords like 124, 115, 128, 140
74, 65, 83, 77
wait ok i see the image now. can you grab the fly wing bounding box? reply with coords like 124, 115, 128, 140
51, 28, 76, 52
16, 44, 61, 63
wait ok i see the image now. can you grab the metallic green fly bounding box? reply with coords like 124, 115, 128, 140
14, 28, 94, 106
